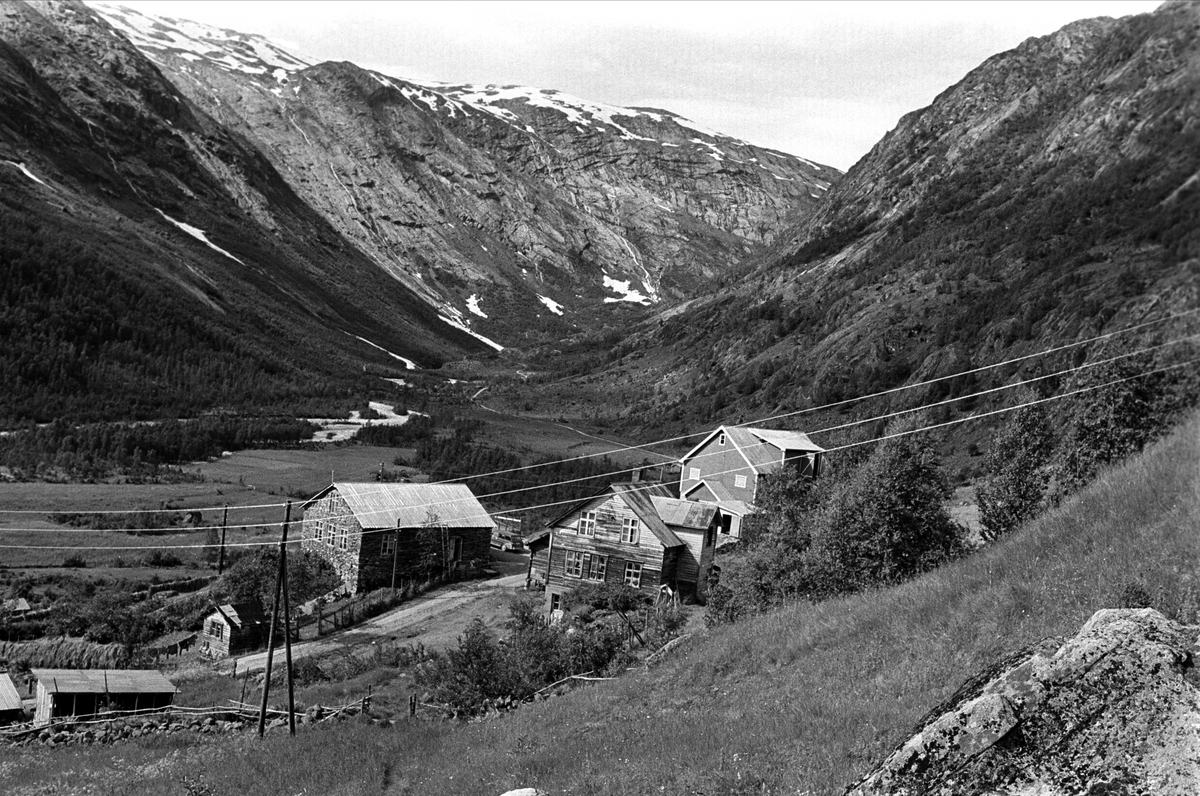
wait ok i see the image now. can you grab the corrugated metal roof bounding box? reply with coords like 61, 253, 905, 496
2, 597, 30, 613
316, 483, 496, 530
31, 669, 176, 695
0, 673, 22, 711
651, 496, 717, 530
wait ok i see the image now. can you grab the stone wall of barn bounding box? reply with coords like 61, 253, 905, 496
301, 491, 364, 595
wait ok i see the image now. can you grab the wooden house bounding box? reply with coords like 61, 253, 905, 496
536, 482, 722, 611
0, 673, 24, 724
199, 602, 269, 658
679, 425, 824, 537
30, 669, 176, 726
301, 482, 495, 595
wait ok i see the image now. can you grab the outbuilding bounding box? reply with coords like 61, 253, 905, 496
0, 673, 24, 724
30, 669, 176, 726
199, 602, 270, 658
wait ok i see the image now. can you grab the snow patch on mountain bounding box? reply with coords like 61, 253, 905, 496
155, 208, 245, 265
3, 161, 49, 187
602, 275, 652, 305
466, 294, 487, 318
349, 333, 418, 370
538, 295, 564, 316
437, 308, 504, 351
87, 2, 311, 77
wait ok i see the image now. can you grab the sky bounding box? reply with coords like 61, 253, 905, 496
114, 1, 1162, 171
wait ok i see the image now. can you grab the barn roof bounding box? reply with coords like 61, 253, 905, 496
307, 483, 496, 530
31, 669, 176, 695
682, 425, 824, 474
651, 496, 718, 531
0, 673, 21, 712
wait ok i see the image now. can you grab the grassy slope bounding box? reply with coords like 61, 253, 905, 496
3, 413, 1198, 795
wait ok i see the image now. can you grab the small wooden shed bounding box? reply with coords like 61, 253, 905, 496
31, 669, 177, 726
0, 673, 24, 724
199, 602, 270, 658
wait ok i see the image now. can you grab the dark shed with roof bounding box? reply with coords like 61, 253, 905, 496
31, 669, 176, 726
199, 602, 270, 658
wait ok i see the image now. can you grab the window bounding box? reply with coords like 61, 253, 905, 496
339, 525, 349, 550
450, 536, 463, 561
381, 533, 396, 556
209, 621, 224, 640
587, 554, 607, 581
565, 550, 584, 577
688, 467, 701, 481
578, 510, 597, 536
718, 432, 726, 446
621, 517, 640, 544
705, 524, 716, 548
623, 562, 642, 588
565, 550, 606, 580
734, 474, 747, 489
550, 593, 561, 611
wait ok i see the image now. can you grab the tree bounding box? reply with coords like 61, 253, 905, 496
977, 399, 1055, 541
217, 549, 339, 608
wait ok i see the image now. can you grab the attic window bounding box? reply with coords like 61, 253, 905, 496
688, 467, 701, 481
734, 474, 747, 489
578, 510, 597, 536
621, 517, 640, 545
718, 432, 726, 446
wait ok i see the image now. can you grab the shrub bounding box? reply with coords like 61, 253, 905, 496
61, 554, 87, 568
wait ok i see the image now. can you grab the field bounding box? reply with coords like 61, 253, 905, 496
2, 409, 1194, 794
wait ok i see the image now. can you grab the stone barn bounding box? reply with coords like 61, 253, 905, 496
31, 669, 176, 726
301, 482, 495, 594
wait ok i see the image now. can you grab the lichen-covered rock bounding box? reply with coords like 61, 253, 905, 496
848, 608, 1200, 795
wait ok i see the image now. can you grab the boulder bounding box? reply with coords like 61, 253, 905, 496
847, 608, 1200, 795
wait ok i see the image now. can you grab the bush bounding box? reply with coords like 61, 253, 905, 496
62, 554, 87, 568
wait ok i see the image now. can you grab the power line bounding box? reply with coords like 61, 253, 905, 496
4, 355, 1192, 553
2, 334, 1195, 535
2, 306, 1192, 518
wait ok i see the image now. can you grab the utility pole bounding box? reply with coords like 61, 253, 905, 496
257, 504, 289, 738
390, 528, 399, 590
281, 502, 297, 736
217, 505, 228, 575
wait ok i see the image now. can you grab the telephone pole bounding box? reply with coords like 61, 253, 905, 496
257, 503, 290, 738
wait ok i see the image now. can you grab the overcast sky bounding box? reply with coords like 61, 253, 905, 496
118, 1, 1161, 171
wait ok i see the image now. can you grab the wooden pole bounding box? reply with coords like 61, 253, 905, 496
218, 505, 228, 574
391, 530, 399, 590
281, 502, 297, 736
239, 667, 250, 707
257, 506, 288, 738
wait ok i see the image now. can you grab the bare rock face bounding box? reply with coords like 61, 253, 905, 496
847, 608, 1200, 795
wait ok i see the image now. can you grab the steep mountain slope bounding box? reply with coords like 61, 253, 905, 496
87, 1, 839, 348
0, 0, 494, 423
556, 1, 1198, 438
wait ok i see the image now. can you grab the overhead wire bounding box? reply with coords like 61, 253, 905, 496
5, 332, 1195, 535
0, 306, 1193, 518
4, 353, 1193, 552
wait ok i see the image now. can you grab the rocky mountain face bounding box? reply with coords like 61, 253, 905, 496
0, 0, 500, 422
573, 1, 1199, 439
848, 608, 1200, 795
87, 1, 838, 349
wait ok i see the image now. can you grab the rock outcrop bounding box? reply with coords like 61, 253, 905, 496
847, 608, 1200, 795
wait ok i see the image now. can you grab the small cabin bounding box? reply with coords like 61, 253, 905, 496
199, 602, 269, 658
31, 669, 176, 726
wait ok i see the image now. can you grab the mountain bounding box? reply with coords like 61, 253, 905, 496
0, 0, 510, 422
86, 1, 839, 348
567, 1, 1199, 439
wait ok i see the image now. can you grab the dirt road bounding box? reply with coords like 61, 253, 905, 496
233, 572, 527, 673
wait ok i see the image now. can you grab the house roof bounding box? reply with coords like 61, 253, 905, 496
214, 602, 268, 629
2, 597, 30, 613
306, 483, 496, 530
651, 496, 718, 531
681, 425, 824, 475
31, 669, 176, 695
0, 673, 22, 712
543, 483, 685, 547
684, 478, 734, 502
